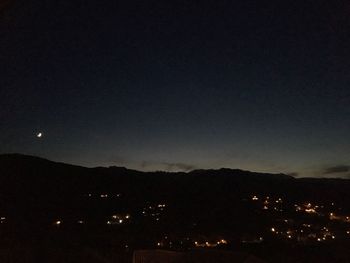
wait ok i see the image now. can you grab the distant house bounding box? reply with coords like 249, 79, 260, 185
133, 249, 266, 263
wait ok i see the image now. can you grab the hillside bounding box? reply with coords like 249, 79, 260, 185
1, 153, 350, 224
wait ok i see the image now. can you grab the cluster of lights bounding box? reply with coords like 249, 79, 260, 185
252, 196, 259, 201
142, 203, 167, 221
329, 212, 350, 222
52, 219, 86, 226
8, 193, 350, 248
275, 198, 283, 204
155, 236, 227, 249
156, 236, 175, 248
50, 214, 132, 226
250, 195, 284, 211
86, 193, 121, 198
194, 239, 228, 248
317, 235, 336, 242
270, 224, 340, 243
270, 227, 294, 238
293, 201, 350, 224
107, 214, 131, 225
295, 203, 319, 214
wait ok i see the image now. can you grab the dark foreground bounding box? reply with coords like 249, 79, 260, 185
1, 154, 350, 262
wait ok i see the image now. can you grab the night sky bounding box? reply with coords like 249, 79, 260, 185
1, 0, 349, 177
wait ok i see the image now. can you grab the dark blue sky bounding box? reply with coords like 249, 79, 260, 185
1, 0, 350, 177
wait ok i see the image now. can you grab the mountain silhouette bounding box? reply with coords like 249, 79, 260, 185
1, 153, 350, 226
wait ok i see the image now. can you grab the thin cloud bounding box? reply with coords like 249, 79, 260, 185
323, 165, 350, 175
139, 161, 196, 172
162, 162, 196, 172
